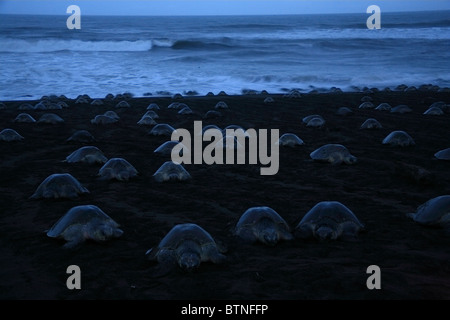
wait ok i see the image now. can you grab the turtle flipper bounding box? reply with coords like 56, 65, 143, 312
63, 237, 84, 250
209, 251, 227, 264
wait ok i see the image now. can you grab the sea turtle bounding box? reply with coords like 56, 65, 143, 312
46, 204, 123, 249
97, 158, 138, 181
234, 206, 294, 246
37, 113, 64, 124
18, 103, 34, 110
423, 106, 444, 115
66, 130, 96, 143
178, 106, 194, 115
153, 161, 191, 182
0, 128, 24, 141
137, 115, 157, 126
375, 103, 392, 111
406, 195, 450, 230
390, 105, 412, 114
145, 223, 227, 272
168, 102, 188, 110
294, 201, 365, 241
358, 102, 375, 109
65, 146, 108, 164
143, 110, 159, 119
105, 93, 115, 101
33, 101, 50, 110
200, 124, 222, 136
360, 118, 382, 129
149, 123, 176, 136
302, 114, 324, 124
57, 101, 69, 108
91, 115, 118, 125
154, 141, 185, 157
264, 97, 274, 104
75, 97, 90, 104
204, 110, 222, 119
215, 101, 229, 109
14, 113, 36, 123
435, 148, 450, 160
336, 107, 353, 116
306, 117, 325, 127
103, 110, 120, 120
115, 100, 130, 108
430, 101, 449, 113
310, 144, 357, 165
30, 173, 89, 199
90, 99, 104, 106
222, 125, 249, 138
361, 95, 373, 102
382, 130, 415, 146
276, 133, 305, 147
215, 135, 244, 151
47, 102, 64, 110
284, 89, 302, 98
147, 103, 160, 110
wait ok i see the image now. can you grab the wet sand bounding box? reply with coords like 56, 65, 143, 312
0, 88, 449, 302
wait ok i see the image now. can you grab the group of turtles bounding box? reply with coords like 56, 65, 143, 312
2, 91, 450, 273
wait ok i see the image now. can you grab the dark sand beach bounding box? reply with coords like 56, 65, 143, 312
1, 88, 449, 302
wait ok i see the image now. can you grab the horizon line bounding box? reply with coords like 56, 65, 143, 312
1, 8, 448, 17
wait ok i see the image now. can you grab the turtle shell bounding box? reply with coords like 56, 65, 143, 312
47, 205, 120, 238
235, 206, 293, 245
310, 144, 357, 164
153, 161, 191, 182
277, 133, 305, 147
382, 130, 415, 146
149, 124, 176, 136
295, 201, 364, 240
30, 173, 89, 199
408, 195, 450, 226
98, 158, 138, 181
65, 146, 108, 164
435, 148, 450, 160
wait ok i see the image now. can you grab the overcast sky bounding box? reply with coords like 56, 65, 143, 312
0, 0, 449, 16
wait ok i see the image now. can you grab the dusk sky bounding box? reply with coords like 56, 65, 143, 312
1, 0, 450, 16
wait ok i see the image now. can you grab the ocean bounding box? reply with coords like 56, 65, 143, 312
0, 11, 449, 100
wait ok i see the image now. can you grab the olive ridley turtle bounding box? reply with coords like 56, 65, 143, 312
310, 144, 357, 165
46, 205, 123, 249
406, 195, 450, 230
30, 173, 89, 199
65, 146, 108, 164
294, 201, 365, 241
276, 133, 305, 147
145, 223, 226, 271
382, 130, 415, 146
0, 128, 24, 141
98, 158, 138, 181
153, 161, 191, 182
234, 206, 294, 246
434, 148, 450, 160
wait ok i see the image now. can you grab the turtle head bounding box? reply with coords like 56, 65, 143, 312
257, 219, 280, 246
90, 225, 123, 242
315, 226, 337, 241
176, 240, 202, 271
178, 252, 201, 271
345, 155, 357, 165
259, 229, 279, 246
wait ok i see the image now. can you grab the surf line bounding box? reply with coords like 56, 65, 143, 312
170, 121, 280, 175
